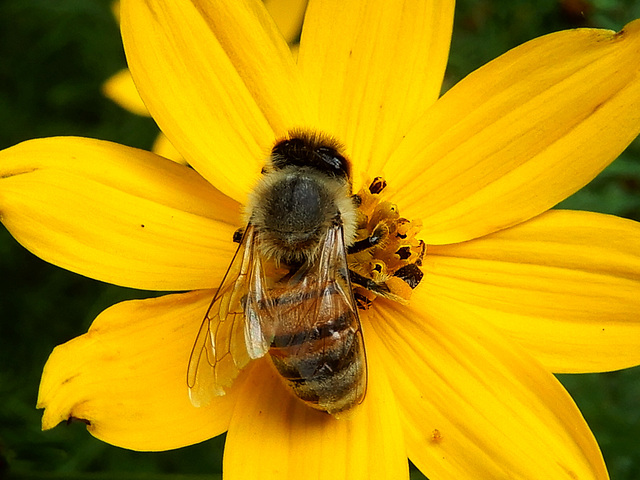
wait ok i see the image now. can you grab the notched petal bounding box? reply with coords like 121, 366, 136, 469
299, 0, 455, 180
0, 137, 240, 290
388, 19, 640, 244
223, 351, 408, 480
37, 291, 239, 451
369, 297, 609, 480
425, 210, 640, 373
121, 0, 313, 203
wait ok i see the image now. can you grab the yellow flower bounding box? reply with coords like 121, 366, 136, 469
1, 1, 640, 479
102, 0, 308, 163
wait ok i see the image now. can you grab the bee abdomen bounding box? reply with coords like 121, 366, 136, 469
270, 309, 352, 348
269, 310, 365, 414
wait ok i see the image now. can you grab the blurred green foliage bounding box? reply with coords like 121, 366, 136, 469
0, 0, 639, 479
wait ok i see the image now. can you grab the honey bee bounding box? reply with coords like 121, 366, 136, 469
187, 130, 366, 415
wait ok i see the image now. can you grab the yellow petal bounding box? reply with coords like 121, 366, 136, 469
111, 0, 120, 23
38, 291, 237, 451
424, 209, 640, 373
152, 132, 186, 164
264, 0, 307, 44
290, 43, 299, 61
298, 0, 454, 184
102, 69, 150, 117
388, 19, 640, 244
224, 351, 408, 480
0, 137, 240, 291
121, 0, 314, 204
369, 295, 608, 480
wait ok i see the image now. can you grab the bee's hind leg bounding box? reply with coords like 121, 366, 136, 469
347, 223, 389, 254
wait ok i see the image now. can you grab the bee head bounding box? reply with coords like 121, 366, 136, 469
270, 133, 350, 180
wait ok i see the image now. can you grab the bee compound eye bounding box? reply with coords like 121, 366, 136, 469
315, 146, 349, 178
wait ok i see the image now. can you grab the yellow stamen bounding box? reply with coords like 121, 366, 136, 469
348, 177, 425, 308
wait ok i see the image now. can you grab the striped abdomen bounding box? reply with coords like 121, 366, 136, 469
265, 279, 366, 415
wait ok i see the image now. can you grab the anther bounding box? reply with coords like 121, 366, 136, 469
369, 177, 387, 194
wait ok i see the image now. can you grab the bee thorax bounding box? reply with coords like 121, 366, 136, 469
247, 167, 354, 263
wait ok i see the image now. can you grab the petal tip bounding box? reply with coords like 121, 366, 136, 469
622, 17, 640, 33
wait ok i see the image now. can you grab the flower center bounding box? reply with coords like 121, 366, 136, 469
348, 177, 425, 309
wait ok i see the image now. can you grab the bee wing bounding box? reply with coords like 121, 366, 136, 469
271, 222, 368, 411
187, 224, 272, 407
316, 223, 368, 409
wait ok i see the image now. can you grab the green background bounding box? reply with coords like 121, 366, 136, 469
1, 0, 639, 479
